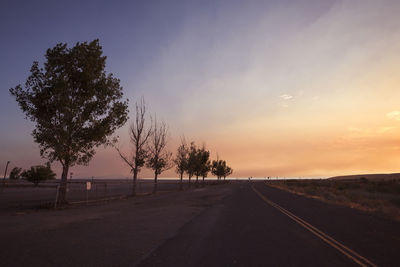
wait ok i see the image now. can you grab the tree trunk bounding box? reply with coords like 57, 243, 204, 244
58, 164, 69, 204
202, 176, 205, 186
179, 172, 183, 191
224, 176, 226, 181
132, 168, 138, 196
196, 175, 199, 187
188, 175, 192, 188
153, 172, 158, 194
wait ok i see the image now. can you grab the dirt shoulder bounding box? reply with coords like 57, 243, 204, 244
266, 179, 400, 222
266, 178, 400, 221
0, 183, 235, 267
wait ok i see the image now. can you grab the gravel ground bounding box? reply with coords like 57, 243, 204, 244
0, 183, 234, 267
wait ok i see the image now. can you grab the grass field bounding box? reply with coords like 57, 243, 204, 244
266, 178, 400, 221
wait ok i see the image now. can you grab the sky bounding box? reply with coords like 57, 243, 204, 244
1, 0, 400, 179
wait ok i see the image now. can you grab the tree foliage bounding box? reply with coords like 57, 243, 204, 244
21, 163, 56, 186
212, 159, 233, 180
9, 167, 22, 180
178, 142, 211, 185
174, 138, 189, 190
199, 147, 211, 181
10, 39, 129, 202
186, 142, 198, 185
193, 146, 211, 183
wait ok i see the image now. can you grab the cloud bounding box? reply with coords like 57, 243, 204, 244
346, 126, 395, 138
378, 126, 395, 133
387, 111, 400, 120
280, 94, 293, 100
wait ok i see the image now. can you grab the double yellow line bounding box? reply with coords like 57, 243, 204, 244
251, 184, 377, 267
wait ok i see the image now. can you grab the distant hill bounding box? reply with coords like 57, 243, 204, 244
329, 173, 400, 181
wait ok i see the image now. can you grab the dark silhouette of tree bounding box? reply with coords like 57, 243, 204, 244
212, 159, 233, 180
115, 98, 151, 196
10, 40, 129, 203
146, 118, 172, 193
199, 147, 211, 184
193, 145, 211, 185
21, 163, 56, 186
174, 137, 189, 190
9, 167, 22, 180
223, 166, 233, 180
193, 147, 203, 185
185, 143, 211, 186
186, 142, 198, 187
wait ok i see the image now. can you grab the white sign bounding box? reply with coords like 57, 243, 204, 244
86, 181, 91, 190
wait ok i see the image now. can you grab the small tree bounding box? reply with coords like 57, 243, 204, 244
116, 98, 152, 196
192, 145, 211, 185
212, 159, 233, 180
9, 167, 22, 180
174, 138, 189, 190
193, 148, 203, 185
186, 142, 198, 187
200, 148, 211, 184
10, 40, 129, 203
224, 166, 233, 180
146, 119, 172, 193
21, 163, 56, 186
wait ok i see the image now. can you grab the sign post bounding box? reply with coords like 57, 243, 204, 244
86, 181, 91, 204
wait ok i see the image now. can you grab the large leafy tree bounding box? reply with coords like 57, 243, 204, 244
10, 39, 129, 203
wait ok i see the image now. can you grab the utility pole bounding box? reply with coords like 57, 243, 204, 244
3, 161, 10, 180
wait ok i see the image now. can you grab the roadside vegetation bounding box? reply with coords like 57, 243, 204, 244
114, 97, 233, 196
266, 178, 400, 221
8, 39, 234, 203
9, 167, 22, 180
6, 164, 56, 186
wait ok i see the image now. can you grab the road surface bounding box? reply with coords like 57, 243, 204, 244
138, 182, 399, 266
1, 181, 399, 266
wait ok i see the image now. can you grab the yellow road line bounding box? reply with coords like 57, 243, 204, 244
251, 184, 377, 267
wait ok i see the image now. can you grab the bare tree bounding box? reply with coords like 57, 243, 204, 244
115, 98, 152, 196
146, 118, 173, 193
174, 137, 189, 191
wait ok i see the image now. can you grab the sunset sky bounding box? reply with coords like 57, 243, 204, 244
1, 0, 400, 179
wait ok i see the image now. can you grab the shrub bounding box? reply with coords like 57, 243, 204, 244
21, 163, 56, 186
9, 167, 22, 180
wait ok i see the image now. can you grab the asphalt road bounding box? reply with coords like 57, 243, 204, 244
1, 181, 399, 266
138, 182, 400, 267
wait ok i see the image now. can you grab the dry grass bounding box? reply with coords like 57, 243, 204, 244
266, 178, 400, 222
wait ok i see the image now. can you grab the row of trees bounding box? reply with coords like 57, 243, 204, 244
115, 99, 233, 195
9, 39, 233, 204
175, 141, 233, 186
